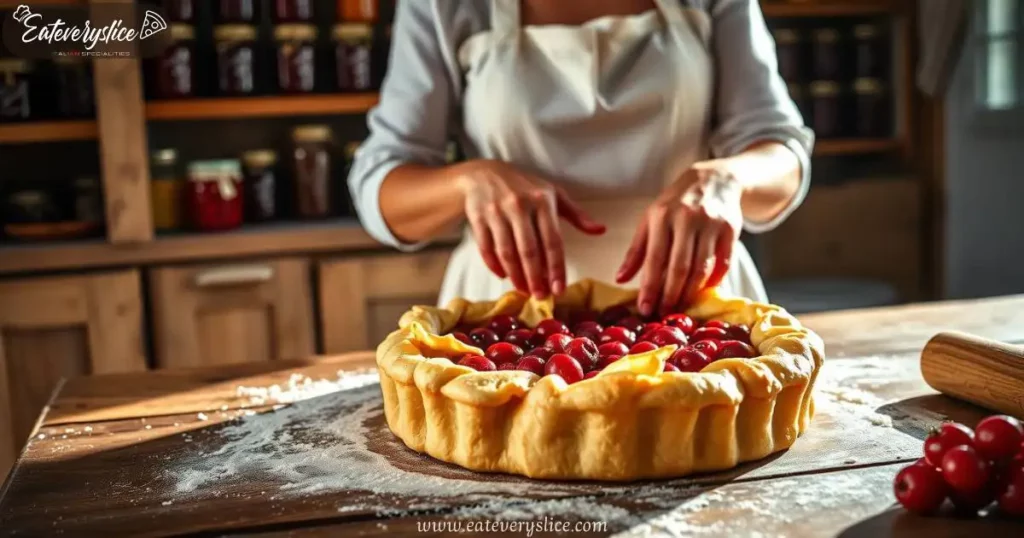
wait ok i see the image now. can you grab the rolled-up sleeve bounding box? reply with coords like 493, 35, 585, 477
709, 0, 815, 233
347, 0, 453, 251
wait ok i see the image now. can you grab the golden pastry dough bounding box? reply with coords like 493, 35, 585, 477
375, 279, 824, 480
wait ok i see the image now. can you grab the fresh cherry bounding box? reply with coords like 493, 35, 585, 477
534, 319, 570, 339
458, 354, 496, 372
599, 305, 632, 326
639, 322, 664, 340
573, 321, 604, 342
599, 326, 637, 346
469, 328, 500, 348
893, 459, 948, 514
597, 354, 622, 370
670, 347, 711, 372
998, 464, 1024, 516
544, 333, 573, 353
629, 342, 659, 354
725, 324, 752, 343
566, 338, 598, 367
598, 341, 630, 358
702, 320, 731, 331
617, 316, 646, 336
717, 340, 757, 359
497, 362, 517, 371
663, 362, 680, 372
570, 310, 600, 326
648, 326, 687, 347
662, 314, 696, 335
691, 340, 720, 361
488, 315, 521, 338
941, 445, 991, 495
515, 356, 546, 376
974, 415, 1023, 462
583, 371, 601, 380
924, 422, 975, 467
529, 347, 555, 361
691, 326, 729, 342
452, 331, 473, 346
545, 353, 584, 384
485, 342, 524, 365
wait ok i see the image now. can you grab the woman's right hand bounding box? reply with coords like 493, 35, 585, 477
455, 160, 606, 299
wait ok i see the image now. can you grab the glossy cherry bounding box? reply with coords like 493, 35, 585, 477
599, 326, 637, 346
998, 464, 1024, 516
529, 346, 555, 361
598, 341, 630, 358
573, 321, 604, 342
629, 342, 659, 355
497, 362, 517, 371
458, 354, 496, 372
941, 445, 991, 495
597, 354, 622, 370
702, 320, 731, 331
691, 326, 729, 342
515, 356, 546, 376
485, 342, 524, 365
725, 324, 752, 343
452, 331, 473, 346
893, 459, 948, 514
691, 340, 721, 361
974, 415, 1023, 462
717, 340, 757, 359
583, 370, 601, 380
639, 322, 664, 340
544, 333, 573, 353
663, 362, 680, 372
545, 353, 585, 384
469, 328, 501, 348
617, 316, 646, 335
566, 338, 598, 367
599, 305, 632, 326
923, 422, 975, 467
504, 328, 534, 349
534, 319, 570, 339
662, 314, 696, 335
648, 326, 687, 347
488, 315, 521, 338
670, 347, 711, 372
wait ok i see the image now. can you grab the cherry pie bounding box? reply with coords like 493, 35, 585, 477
375, 279, 824, 480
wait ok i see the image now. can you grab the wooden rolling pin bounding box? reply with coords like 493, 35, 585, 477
921, 331, 1024, 419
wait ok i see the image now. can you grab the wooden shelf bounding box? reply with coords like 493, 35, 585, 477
0, 121, 98, 144
814, 138, 903, 156
761, 0, 900, 17
146, 94, 380, 121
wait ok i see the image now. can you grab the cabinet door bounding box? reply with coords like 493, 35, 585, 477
0, 270, 145, 480
149, 258, 315, 369
319, 250, 451, 353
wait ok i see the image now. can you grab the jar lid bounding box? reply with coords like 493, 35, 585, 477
152, 148, 178, 166
170, 24, 196, 40
810, 80, 841, 96
215, 159, 242, 176
274, 24, 318, 41
853, 78, 885, 94
772, 28, 801, 44
242, 149, 278, 168
292, 125, 333, 142
854, 24, 882, 40
333, 23, 373, 40
0, 59, 31, 73
214, 25, 258, 41
187, 160, 218, 181
813, 28, 841, 43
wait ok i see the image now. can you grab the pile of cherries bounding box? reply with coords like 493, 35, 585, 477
893, 415, 1024, 517
447, 305, 757, 385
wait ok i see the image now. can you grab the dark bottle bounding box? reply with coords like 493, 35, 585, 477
772, 28, 803, 82
53, 57, 94, 117
811, 28, 842, 80
215, 25, 258, 95
854, 24, 888, 79
275, 24, 317, 93
333, 24, 374, 91
242, 150, 278, 222
164, 0, 195, 22
150, 24, 195, 99
291, 125, 334, 219
853, 78, 890, 137
218, 0, 258, 23
0, 60, 33, 122
809, 80, 843, 138
274, 0, 315, 22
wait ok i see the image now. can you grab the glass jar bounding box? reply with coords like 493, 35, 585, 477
218, 0, 257, 23
292, 125, 333, 219
809, 81, 843, 138
5, 190, 59, 225
338, 0, 378, 23
274, 0, 314, 22
73, 176, 104, 224
853, 78, 890, 137
215, 25, 258, 95
811, 28, 842, 80
53, 57, 94, 117
854, 24, 887, 79
187, 160, 244, 231
150, 24, 195, 99
242, 150, 278, 222
334, 24, 373, 91
772, 28, 803, 82
275, 24, 317, 93
164, 0, 195, 22
0, 59, 33, 122
151, 149, 185, 231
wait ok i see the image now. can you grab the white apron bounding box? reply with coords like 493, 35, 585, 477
438, 0, 768, 306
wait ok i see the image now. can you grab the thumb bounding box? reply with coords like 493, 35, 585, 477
555, 190, 606, 235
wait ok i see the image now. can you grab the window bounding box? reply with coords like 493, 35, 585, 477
974, 0, 1024, 118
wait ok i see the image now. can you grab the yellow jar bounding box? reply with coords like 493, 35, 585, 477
151, 148, 184, 231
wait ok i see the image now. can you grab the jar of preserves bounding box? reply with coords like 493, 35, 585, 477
787, 82, 811, 125
274, 0, 314, 22
338, 0, 378, 23
0, 59, 33, 122
187, 160, 244, 231
811, 28, 842, 80
853, 78, 890, 137
150, 24, 195, 99
215, 25, 258, 95
809, 80, 843, 138
164, 0, 195, 22
772, 28, 803, 82
151, 149, 185, 231
5, 190, 59, 225
275, 24, 317, 93
218, 0, 257, 23
854, 24, 887, 79
292, 125, 333, 219
53, 57, 94, 117
334, 24, 373, 91
242, 150, 278, 222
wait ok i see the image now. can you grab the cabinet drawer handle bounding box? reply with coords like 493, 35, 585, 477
193, 265, 275, 287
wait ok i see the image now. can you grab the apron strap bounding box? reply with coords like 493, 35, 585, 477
490, 0, 520, 40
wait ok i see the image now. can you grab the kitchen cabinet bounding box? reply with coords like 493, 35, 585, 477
149, 258, 315, 369
0, 270, 145, 481
318, 250, 451, 353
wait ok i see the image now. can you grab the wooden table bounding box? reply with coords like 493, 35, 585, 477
3, 296, 1024, 537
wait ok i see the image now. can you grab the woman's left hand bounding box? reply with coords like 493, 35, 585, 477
616, 165, 745, 317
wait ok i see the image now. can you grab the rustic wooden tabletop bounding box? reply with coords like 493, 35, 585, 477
3, 296, 1024, 537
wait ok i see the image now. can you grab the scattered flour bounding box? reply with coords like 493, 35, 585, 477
236, 372, 362, 406
196, 413, 209, 421
812, 355, 938, 430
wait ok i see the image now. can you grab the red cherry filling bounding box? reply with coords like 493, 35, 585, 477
599, 305, 632, 326
544, 333, 573, 353
504, 328, 534, 349
565, 338, 598, 367
663, 362, 680, 372
702, 319, 731, 331
545, 353, 584, 384
597, 354, 623, 370
647, 326, 687, 347
452, 331, 473, 346
497, 362, 517, 371
469, 328, 500, 348
617, 316, 646, 335
725, 324, 751, 343
583, 371, 601, 380
488, 315, 521, 338
529, 346, 555, 361
670, 347, 711, 372
691, 340, 720, 360
535, 319, 570, 339
516, 356, 546, 375
486, 342, 524, 364
662, 314, 696, 335
599, 326, 637, 346
691, 326, 729, 342
717, 340, 757, 359
598, 341, 629, 358
458, 354, 496, 371
629, 342, 659, 354
573, 321, 604, 342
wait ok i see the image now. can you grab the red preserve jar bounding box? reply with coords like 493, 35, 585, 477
215, 25, 258, 95
163, 0, 195, 22
274, 0, 314, 22
187, 160, 244, 231
151, 24, 195, 98
333, 24, 373, 91
218, 0, 257, 23
275, 24, 317, 93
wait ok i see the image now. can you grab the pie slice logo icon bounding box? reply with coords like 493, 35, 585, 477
139, 10, 167, 40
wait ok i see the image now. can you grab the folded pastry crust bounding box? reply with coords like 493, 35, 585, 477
375, 279, 825, 480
